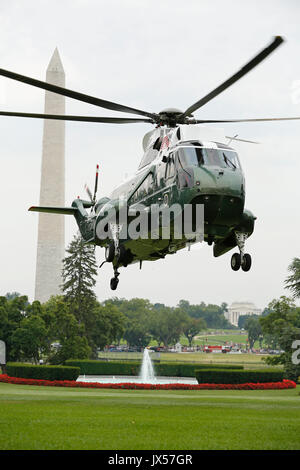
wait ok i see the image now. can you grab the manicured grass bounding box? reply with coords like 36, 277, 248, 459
158, 353, 283, 370
99, 351, 272, 364
0, 382, 299, 450
160, 352, 269, 364
195, 333, 248, 345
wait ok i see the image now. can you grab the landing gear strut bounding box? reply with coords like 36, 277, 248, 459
105, 242, 115, 262
230, 231, 252, 272
106, 223, 123, 290
110, 268, 120, 290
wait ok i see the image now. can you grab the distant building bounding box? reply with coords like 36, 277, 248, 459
224, 302, 262, 327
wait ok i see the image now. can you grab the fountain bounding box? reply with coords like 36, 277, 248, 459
139, 348, 155, 383
77, 348, 197, 385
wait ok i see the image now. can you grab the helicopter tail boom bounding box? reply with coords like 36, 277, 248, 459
28, 206, 78, 215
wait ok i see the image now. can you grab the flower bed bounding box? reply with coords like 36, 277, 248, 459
0, 374, 296, 390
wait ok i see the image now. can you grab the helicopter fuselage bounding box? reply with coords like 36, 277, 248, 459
72, 124, 256, 268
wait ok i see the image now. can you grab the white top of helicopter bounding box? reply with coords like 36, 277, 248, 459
110, 124, 231, 198
142, 124, 226, 152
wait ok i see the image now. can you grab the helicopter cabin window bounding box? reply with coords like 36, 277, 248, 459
131, 173, 154, 203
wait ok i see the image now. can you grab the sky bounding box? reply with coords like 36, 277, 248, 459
0, 0, 300, 310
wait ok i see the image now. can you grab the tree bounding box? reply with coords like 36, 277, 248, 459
177, 299, 232, 329
11, 315, 48, 364
285, 258, 300, 299
238, 314, 260, 330
244, 317, 263, 350
115, 298, 152, 349
91, 302, 126, 352
149, 307, 187, 348
182, 317, 206, 347
5, 292, 21, 301
259, 297, 297, 339
44, 296, 91, 364
260, 296, 300, 381
62, 232, 98, 341
0, 295, 28, 361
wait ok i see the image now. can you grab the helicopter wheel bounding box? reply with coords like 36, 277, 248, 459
241, 253, 252, 272
105, 243, 115, 262
110, 276, 119, 290
231, 253, 241, 271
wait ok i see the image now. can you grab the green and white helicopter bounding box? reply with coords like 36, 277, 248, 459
1, 35, 299, 290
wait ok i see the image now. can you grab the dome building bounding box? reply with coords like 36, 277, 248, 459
224, 302, 262, 327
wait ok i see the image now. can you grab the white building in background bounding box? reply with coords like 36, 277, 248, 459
224, 302, 262, 327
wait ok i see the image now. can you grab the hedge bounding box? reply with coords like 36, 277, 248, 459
65, 360, 244, 377
66, 360, 141, 376
195, 368, 284, 384
6, 363, 80, 381
65, 360, 198, 377
190, 364, 243, 370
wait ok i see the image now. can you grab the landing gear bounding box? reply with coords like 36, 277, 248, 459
110, 274, 119, 290
105, 242, 115, 262
110, 266, 120, 290
230, 231, 252, 272
231, 253, 241, 271
241, 253, 252, 272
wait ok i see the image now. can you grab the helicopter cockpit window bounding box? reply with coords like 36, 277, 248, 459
220, 150, 240, 170
177, 146, 240, 170
177, 147, 205, 168
204, 148, 222, 166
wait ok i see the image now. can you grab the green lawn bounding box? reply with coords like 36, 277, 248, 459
0, 382, 299, 450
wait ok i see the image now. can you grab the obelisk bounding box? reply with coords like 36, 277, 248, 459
34, 48, 65, 303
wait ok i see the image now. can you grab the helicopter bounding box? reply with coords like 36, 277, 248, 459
1, 35, 300, 290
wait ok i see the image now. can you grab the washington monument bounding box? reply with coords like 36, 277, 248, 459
34, 49, 65, 303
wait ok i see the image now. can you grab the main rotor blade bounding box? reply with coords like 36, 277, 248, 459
193, 116, 300, 123
0, 67, 157, 120
0, 111, 153, 124
181, 36, 284, 119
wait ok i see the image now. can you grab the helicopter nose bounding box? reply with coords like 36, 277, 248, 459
192, 166, 244, 197
189, 167, 245, 225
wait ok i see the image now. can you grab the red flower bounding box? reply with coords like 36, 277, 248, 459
0, 374, 296, 390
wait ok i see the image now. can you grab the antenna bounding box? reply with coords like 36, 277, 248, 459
84, 164, 99, 212
226, 135, 260, 145
93, 164, 99, 204
227, 134, 238, 145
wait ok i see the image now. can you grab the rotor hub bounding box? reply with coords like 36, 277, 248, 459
157, 108, 188, 127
